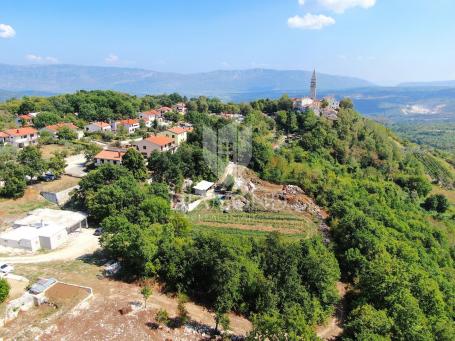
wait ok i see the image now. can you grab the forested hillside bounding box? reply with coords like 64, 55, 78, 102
249, 100, 455, 340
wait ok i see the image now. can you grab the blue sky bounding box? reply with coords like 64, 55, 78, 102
0, 0, 454, 85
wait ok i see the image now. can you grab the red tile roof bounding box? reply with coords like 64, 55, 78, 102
142, 110, 160, 116
158, 106, 172, 112
44, 122, 79, 132
145, 135, 174, 146
0, 132, 9, 138
3, 127, 38, 137
117, 119, 139, 125
93, 122, 110, 128
18, 114, 33, 120
95, 150, 125, 161
167, 127, 188, 135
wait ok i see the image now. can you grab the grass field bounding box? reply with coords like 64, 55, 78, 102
429, 185, 455, 245
188, 208, 319, 240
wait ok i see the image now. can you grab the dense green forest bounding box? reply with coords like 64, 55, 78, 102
251, 105, 455, 340
1, 91, 454, 339
0, 90, 249, 127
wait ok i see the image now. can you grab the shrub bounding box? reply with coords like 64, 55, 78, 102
155, 309, 170, 325
423, 194, 450, 213
224, 175, 235, 191
0, 278, 10, 303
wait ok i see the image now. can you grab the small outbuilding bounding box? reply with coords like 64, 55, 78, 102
0, 209, 88, 251
193, 180, 215, 197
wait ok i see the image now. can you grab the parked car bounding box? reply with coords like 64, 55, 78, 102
94, 228, 103, 236
0, 262, 14, 274
41, 172, 56, 182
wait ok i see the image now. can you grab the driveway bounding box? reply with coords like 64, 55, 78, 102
65, 154, 87, 178
0, 229, 100, 264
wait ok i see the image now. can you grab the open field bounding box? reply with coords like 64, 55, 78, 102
0, 175, 80, 229
189, 208, 318, 239
39, 144, 80, 159
432, 185, 455, 205
1, 259, 252, 340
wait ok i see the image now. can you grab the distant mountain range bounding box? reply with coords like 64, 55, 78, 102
0, 89, 55, 102
0, 64, 374, 100
399, 80, 455, 88
0, 63, 454, 123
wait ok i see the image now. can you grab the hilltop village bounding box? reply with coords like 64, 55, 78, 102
0, 70, 339, 166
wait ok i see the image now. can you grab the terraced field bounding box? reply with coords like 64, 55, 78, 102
188, 208, 319, 240
413, 150, 455, 188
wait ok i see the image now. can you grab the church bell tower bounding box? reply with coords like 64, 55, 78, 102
310, 69, 317, 99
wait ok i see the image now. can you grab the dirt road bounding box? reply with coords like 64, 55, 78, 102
65, 154, 87, 178
0, 228, 99, 264
316, 282, 348, 340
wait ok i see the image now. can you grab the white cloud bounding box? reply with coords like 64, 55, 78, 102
288, 14, 335, 30
0, 24, 16, 38
319, 0, 376, 13
105, 53, 120, 64
26, 54, 59, 64
298, 0, 306, 5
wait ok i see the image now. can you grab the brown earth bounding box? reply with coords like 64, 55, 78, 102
1, 260, 252, 340
45, 282, 90, 308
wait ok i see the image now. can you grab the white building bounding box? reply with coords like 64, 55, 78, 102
172, 103, 187, 115
292, 97, 314, 111
322, 96, 340, 111
0, 209, 88, 251
193, 180, 215, 197
84, 122, 112, 133
111, 119, 140, 134
0, 127, 39, 148
139, 110, 163, 127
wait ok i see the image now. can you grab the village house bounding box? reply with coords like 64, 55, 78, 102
172, 102, 187, 115
138, 110, 162, 127
94, 149, 126, 166
41, 122, 84, 139
84, 121, 112, 133
322, 96, 340, 111
111, 119, 140, 134
133, 135, 175, 157
16, 114, 34, 127
157, 106, 173, 115
158, 126, 192, 146
0, 127, 39, 148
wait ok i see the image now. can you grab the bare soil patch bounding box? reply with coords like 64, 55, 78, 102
0, 176, 79, 230
45, 282, 90, 308
2, 260, 251, 340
